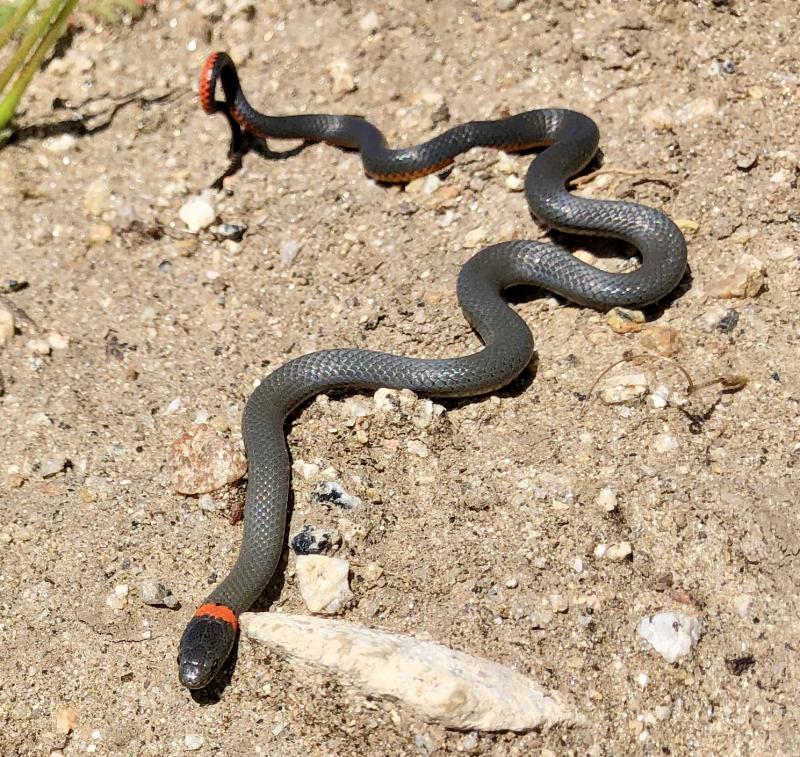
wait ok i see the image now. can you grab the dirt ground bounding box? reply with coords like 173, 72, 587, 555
1, 0, 799, 754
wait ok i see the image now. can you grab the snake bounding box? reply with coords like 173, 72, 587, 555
177, 51, 687, 689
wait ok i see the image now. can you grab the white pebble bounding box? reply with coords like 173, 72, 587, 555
605, 542, 632, 561
596, 487, 617, 512
406, 439, 429, 458
599, 373, 648, 405
44, 134, 78, 153
505, 175, 524, 192
295, 555, 353, 614
179, 193, 216, 233
184, 733, 204, 751
280, 239, 301, 265
106, 584, 129, 611
653, 434, 679, 453
637, 611, 703, 663
463, 226, 488, 248
359, 10, 380, 34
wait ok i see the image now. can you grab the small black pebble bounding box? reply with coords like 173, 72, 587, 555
721, 60, 736, 74
291, 524, 332, 555
725, 655, 755, 676
717, 309, 739, 333
215, 223, 247, 242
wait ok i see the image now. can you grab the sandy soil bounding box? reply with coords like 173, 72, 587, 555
1, 0, 799, 754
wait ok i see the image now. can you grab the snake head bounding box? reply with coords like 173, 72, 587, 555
178, 604, 238, 689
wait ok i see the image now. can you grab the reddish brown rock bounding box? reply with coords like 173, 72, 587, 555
169, 424, 247, 495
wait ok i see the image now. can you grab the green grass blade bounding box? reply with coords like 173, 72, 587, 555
0, 0, 39, 50
0, 0, 78, 130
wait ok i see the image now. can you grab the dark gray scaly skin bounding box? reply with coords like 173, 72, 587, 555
178, 52, 687, 689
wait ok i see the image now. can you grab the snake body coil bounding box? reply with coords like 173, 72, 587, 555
178, 51, 687, 689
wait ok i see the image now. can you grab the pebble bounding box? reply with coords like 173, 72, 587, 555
106, 584, 129, 611
596, 487, 618, 512
707, 254, 766, 299
329, 59, 357, 96
184, 733, 204, 751
640, 325, 682, 356
463, 226, 488, 248
240, 613, 580, 731
599, 372, 648, 405
641, 107, 676, 132
313, 481, 363, 510
295, 555, 353, 614
54, 706, 78, 734
549, 594, 569, 613
84, 177, 112, 217
406, 439, 429, 458
169, 424, 247, 495
606, 307, 645, 334
178, 193, 216, 233
495, 0, 521, 10
697, 305, 736, 333
0, 303, 14, 346
214, 223, 247, 241
650, 384, 671, 409
359, 10, 380, 33
280, 239, 301, 265
653, 434, 679, 454
39, 456, 69, 478
676, 96, 720, 124
505, 175, 524, 192
767, 244, 796, 262
27, 338, 52, 356
138, 579, 178, 608
605, 541, 633, 561
43, 134, 78, 153
291, 525, 336, 555
637, 611, 703, 663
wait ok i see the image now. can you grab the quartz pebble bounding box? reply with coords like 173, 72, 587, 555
653, 434, 679, 454
178, 193, 216, 233
707, 255, 766, 299
637, 611, 703, 663
240, 613, 579, 731
280, 239, 301, 265
329, 59, 356, 96
84, 177, 112, 217
106, 584, 129, 611
295, 555, 353, 614
599, 373, 648, 405
359, 10, 380, 33
40, 456, 69, 478
463, 226, 488, 248
138, 579, 178, 608
184, 733, 204, 751
169, 424, 247, 494
596, 487, 618, 512
605, 542, 633, 561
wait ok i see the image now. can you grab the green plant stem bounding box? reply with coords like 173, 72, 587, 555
0, 0, 67, 95
0, 0, 77, 129
0, 0, 39, 50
